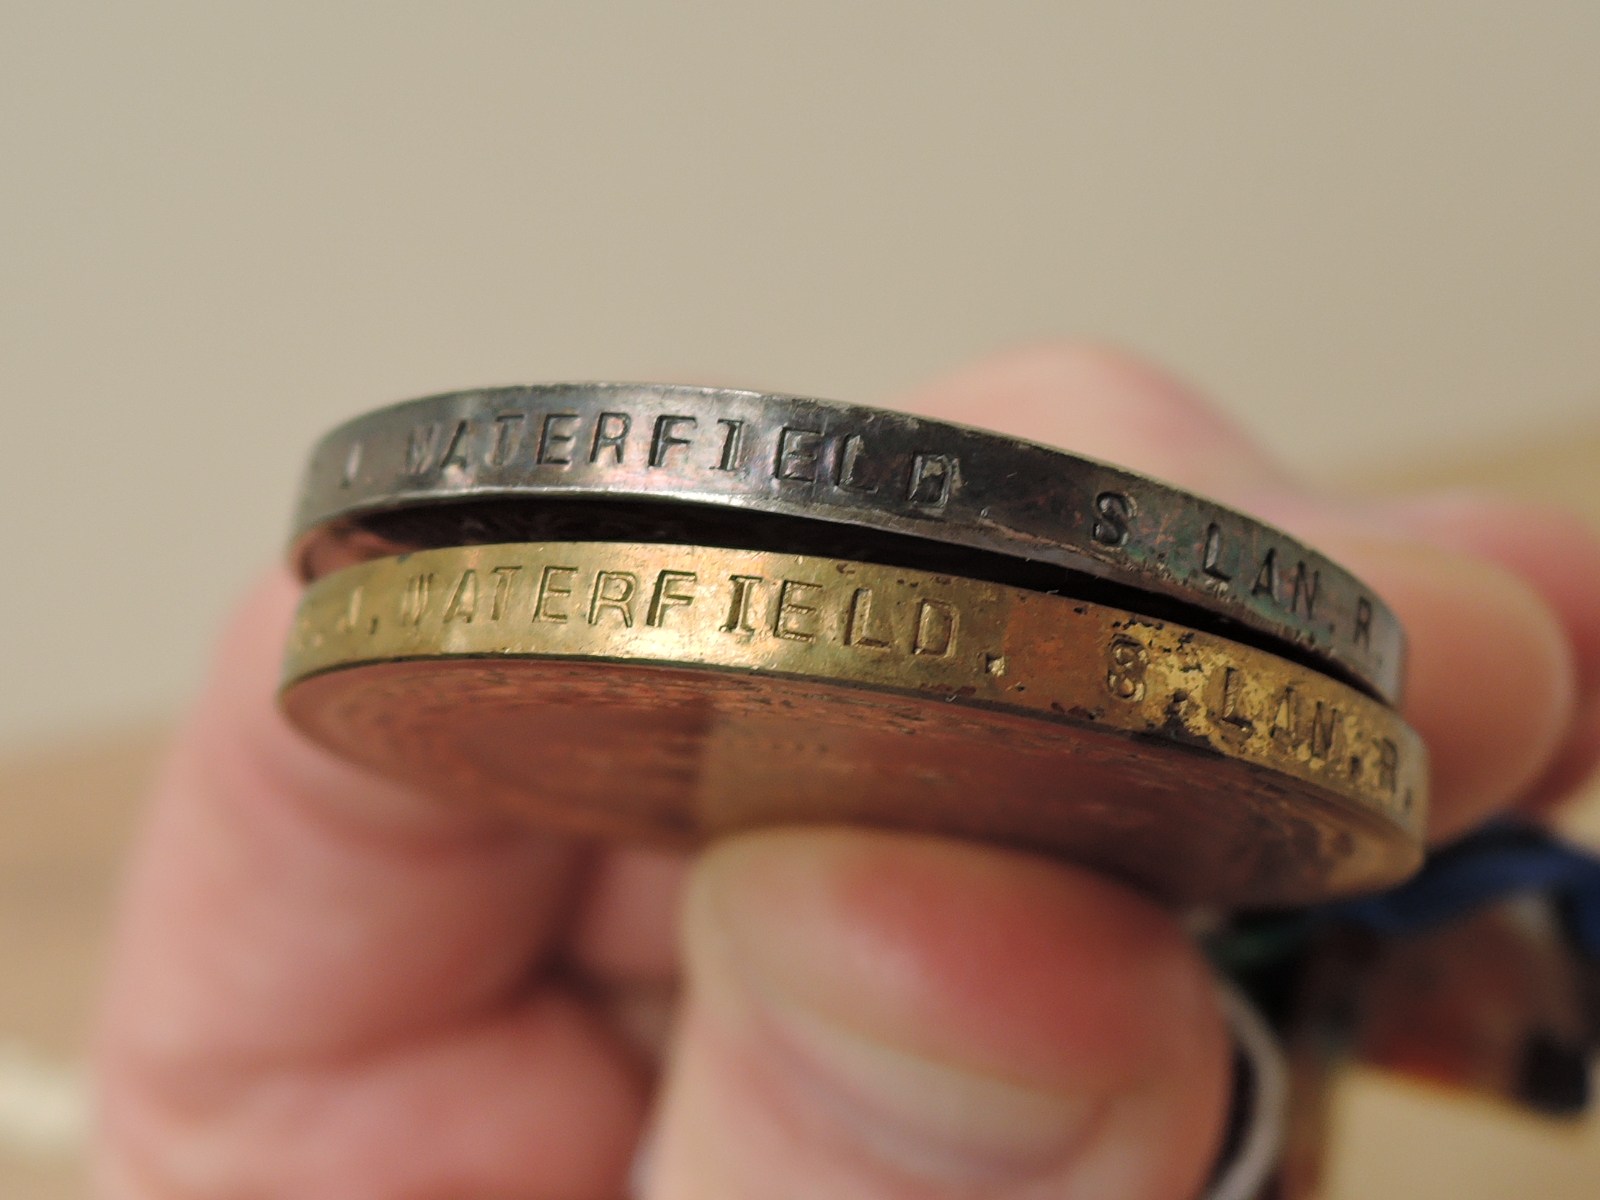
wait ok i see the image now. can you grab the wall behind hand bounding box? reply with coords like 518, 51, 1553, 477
2, 2, 1597, 747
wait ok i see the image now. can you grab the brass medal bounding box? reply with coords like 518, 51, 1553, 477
282, 541, 1426, 906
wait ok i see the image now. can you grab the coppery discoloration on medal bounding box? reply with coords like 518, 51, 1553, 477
281, 542, 1426, 906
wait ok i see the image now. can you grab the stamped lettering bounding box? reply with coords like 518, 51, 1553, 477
647, 570, 697, 627
907, 454, 954, 510
1216, 666, 1252, 728
303, 385, 1406, 710
400, 573, 435, 625
488, 413, 526, 466
438, 420, 471, 471
715, 418, 745, 471
489, 566, 521, 619
776, 427, 823, 482
283, 512, 1425, 900
1106, 635, 1148, 701
1378, 738, 1400, 794
912, 599, 957, 656
650, 416, 697, 467
1252, 550, 1280, 603
589, 412, 631, 464
845, 587, 892, 648
1092, 492, 1133, 547
836, 434, 877, 493
720, 575, 763, 633
534, 565, 577, 622
1287, 561, 1320, 618
1354, 597, 1373, 648
774, 579, 823, 641
1202, 523, 1232, 581
331, 585, 365, 635
442, 570, 478, 623
1270, 686, 1297, 743
589, 571, 639, 627
1307, 701, 1340, 761
537, 413, 581, 465
406, 423, 445, 475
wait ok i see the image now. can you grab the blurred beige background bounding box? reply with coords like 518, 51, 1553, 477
4, 1, 1600, 750
2, 3, 1599, 1197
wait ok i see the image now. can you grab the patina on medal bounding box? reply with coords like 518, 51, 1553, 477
292, 384, 1406, 704
281, 542, 1426, 906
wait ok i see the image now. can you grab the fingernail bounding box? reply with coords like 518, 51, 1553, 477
750, 993, 1098, 1185
686, 840, 1103, 1188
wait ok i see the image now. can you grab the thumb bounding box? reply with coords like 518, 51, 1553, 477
642, 829, 1231, 1200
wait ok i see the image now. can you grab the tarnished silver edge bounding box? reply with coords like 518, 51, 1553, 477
292, 382, 1348, 570
289, 384, 1408, 704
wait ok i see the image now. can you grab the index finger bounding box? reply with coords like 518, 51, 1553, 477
95, 573, 646, 1197
899, 343, 1595, 839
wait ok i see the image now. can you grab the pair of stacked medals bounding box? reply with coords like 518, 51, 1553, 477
283, 383, 1426, 909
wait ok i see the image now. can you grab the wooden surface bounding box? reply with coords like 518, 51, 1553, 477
2, 426, 1598, 1199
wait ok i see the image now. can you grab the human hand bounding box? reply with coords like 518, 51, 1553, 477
94, 345, 1600, 1199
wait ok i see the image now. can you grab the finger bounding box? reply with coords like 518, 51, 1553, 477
567, 845, 691, 1062
644, 828, 1230, 1200
99, 994, 642, 1200
1390, 494, 1600, 695
900, 341, 1292, 502
893, 343, 1586, 837
570, 845, 690, 984
1528, 706, 1600, 812
1384, 493, 1600, 810
95, 572, 645, 1196
1300, 531, 1575, 836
